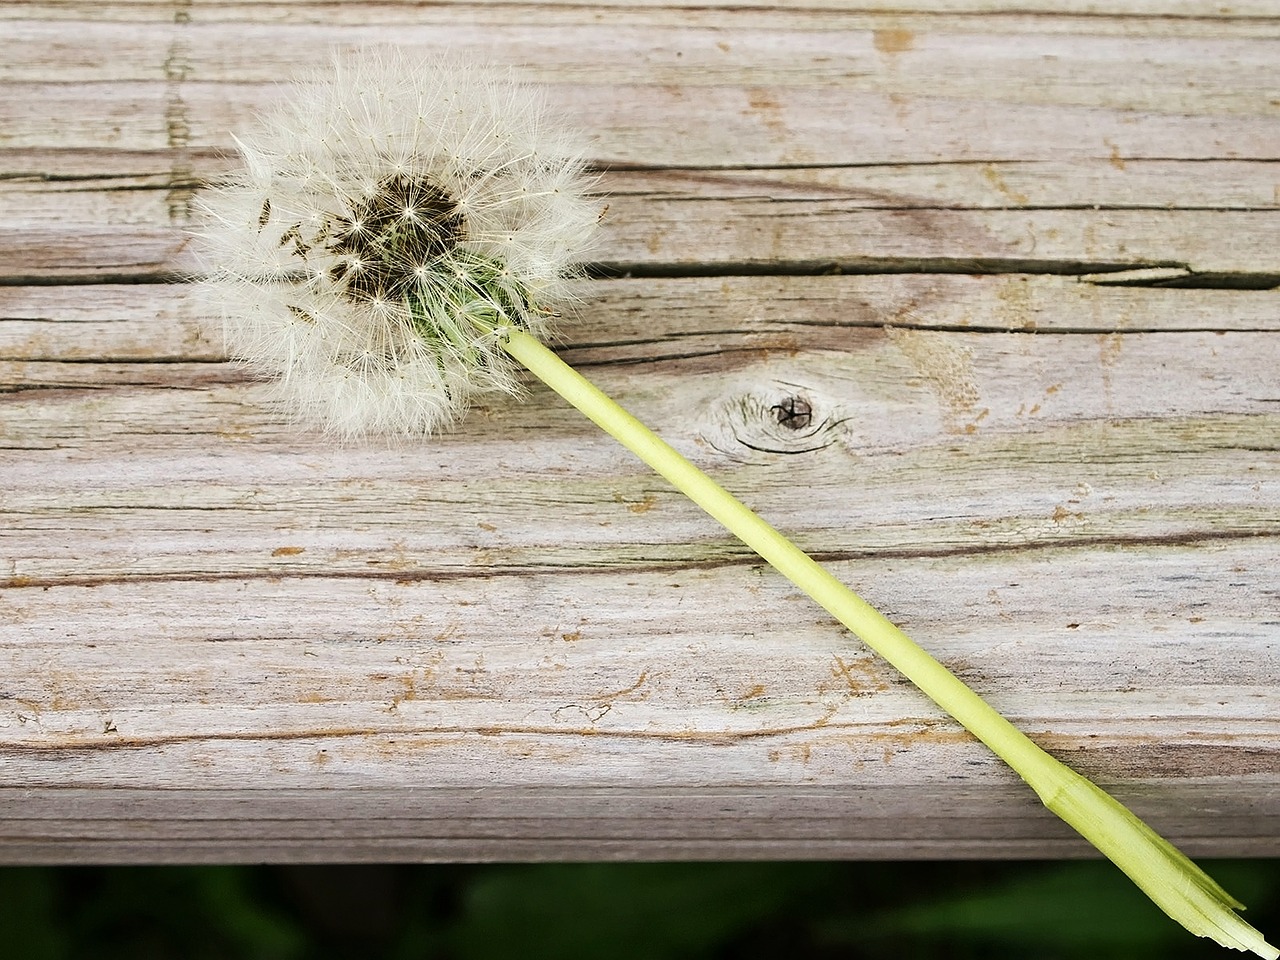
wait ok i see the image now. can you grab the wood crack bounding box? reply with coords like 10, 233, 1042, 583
2, 528, 1274, 592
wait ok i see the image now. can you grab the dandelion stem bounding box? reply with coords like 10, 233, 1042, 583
502, 326, 1046, 773
499, 325, 1277, 959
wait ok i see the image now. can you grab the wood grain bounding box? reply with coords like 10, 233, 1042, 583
1, 1, 1277, 863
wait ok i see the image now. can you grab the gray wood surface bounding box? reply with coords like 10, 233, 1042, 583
1, 1, 1277, 862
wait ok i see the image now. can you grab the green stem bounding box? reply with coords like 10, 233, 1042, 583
502, 326, 1062, 789
499, 326, 1276, 959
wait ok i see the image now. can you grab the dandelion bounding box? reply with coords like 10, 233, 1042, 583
194, 51, 1276, 958
195, 52, 597, 436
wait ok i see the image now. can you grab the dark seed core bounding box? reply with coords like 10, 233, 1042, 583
325, 175, 465, 303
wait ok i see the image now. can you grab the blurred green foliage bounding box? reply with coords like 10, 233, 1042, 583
0, 859, 1274, 960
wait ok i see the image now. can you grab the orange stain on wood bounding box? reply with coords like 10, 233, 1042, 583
873, 28, 915, 54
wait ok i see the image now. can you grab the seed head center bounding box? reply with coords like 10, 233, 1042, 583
327, 175, 465, 303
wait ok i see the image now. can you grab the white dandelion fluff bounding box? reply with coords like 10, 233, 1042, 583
195, 51, 598, 436
193, 51, 1275, 958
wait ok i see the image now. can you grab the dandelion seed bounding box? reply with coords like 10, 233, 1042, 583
194, 50, 1276, 958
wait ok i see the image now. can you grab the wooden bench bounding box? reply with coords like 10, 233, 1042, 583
1, 0, 1277, 862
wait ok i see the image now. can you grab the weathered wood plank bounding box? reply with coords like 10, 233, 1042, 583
4, 540, 1277, 730
4, 79, 1274, 164
4, 781, 1270, 865
4, 278, 1278, 366
3, 551, 1276, 772
3, 405, 1277, 579
3, 11, 1277, 163
6, 16, 1280, 90
11, 160, 1278, 211
6, 167, 1280, 280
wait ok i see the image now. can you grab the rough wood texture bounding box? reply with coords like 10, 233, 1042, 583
1, 2, 1277, 863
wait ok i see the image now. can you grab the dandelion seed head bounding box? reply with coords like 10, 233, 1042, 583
194, 50, 597, 437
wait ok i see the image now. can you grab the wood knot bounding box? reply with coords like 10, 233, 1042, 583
771, 396, 812, 431
709, 386, 848, 460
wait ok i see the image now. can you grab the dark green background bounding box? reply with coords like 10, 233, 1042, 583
2, 859, 1275, 959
